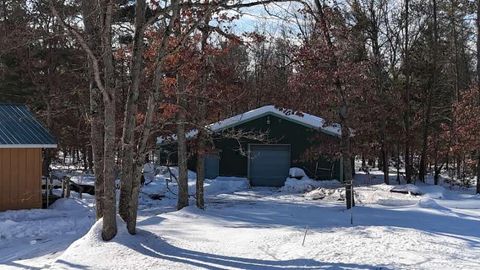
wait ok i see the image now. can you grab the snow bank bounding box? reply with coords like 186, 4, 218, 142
289, 167, 307, 179
70, 174, 96, 186
158, 166, 197, 180
55, 216, 131, 267
0, 199, 93, 240
281, 177, 341, 193
419, 185, 446, 199
390, 184, 423, 195
150, 167, 250, 197
305, 187, 362, 202
417, 198, 444, 209
204, 177, 250, 196
304, 189, 326, 200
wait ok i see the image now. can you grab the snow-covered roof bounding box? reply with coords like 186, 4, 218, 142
157, 105, 341, 144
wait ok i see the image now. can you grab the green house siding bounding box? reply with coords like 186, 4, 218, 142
212, 114, 340, 180
161, 112, 341, 181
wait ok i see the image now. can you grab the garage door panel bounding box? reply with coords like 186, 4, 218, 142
204, 154, 220, 179
248, 144, 290, 187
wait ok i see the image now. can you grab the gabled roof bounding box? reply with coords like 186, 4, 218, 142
0, 104, 57, 148
157, 105, 341, 144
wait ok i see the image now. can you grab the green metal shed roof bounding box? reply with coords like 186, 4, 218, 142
0, 104, 57, 148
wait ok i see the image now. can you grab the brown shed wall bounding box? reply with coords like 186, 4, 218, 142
0, 148, 42, 211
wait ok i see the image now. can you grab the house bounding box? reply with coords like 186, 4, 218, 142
157, 105, 344, 187
0, 104, 57, 211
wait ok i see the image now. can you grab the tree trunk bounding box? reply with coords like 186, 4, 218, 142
53, 0, 116, 238
83, 146, 88, 171
90, 85, 105, 218
176, 78, 189, 210
419, 105, 432, 183
314, 0, 354, 209
433, 134, 440, 185
381, 145, 389, 184
87, 143, 94, 171
124, 2, 179, 234
196, 130, 206, 209
102, 93, 117, 241
100, 0, 117, 241
419, 0, 438, 183
79, 0, 106, 221
127, 91, 157, 233
396, 142, 401, 184
119, 0, 146, 223
125, 104, 153, 235
433, 159, 439, 185
195, 21, 211, 210
456, 157, 461, 179
404, 0, 412, 184
476, 155, 480, 194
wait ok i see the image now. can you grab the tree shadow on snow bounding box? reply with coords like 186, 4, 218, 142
54, 259, 92, 269
119, 228, 392, 270
199, 196, 480, 248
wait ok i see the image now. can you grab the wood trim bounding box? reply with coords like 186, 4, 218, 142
0, 144, 57, 148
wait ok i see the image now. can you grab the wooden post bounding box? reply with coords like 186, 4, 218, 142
46, 174, 50, 207
65, 178, 71, 198
61, 178, 65, 197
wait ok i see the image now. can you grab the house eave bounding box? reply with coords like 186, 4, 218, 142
213, 111, 341, 138
156, 105, 343, 145
0, 144, 58, 149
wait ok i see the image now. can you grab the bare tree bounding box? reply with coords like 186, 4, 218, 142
418, 0, 438, 182
118, 0, 147, 224
313, 0, 355, 209
404, 0, 412, 183
50, 0, 117, 240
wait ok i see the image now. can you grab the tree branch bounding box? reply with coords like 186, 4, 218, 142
48, 0, 105, 94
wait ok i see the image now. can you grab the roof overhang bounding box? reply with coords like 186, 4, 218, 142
157, 105, 343, 145
213, 111, 341, 138
0, 144, 58, 149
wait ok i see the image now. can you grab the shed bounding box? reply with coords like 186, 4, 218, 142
158, 105, 344, 187
0, 104, 57, 211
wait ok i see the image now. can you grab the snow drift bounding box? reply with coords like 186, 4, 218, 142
281, 177, 341, 193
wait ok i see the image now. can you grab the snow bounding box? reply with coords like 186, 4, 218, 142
149, 167, 250, 197
304, 188, 326, 200
281, 177, 342, 193
143, 162, 156, 183
69, 174, 96, 186
2, 167, 480, 269
304, 187, 348, 201
289, 167, 307, 178
204, 176, 250, 195
50, 186, 480, 270
157, 105, 341, 143
390, 184, 423, 195
0, 199, 93, 241
0, 197, 95, 269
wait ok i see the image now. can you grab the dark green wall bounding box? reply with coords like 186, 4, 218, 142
211, 114, 341, 180
160, 113, 341, 180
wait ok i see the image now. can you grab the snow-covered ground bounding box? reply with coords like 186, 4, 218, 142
0, 197, 95, 269
1, 167, 480, 269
